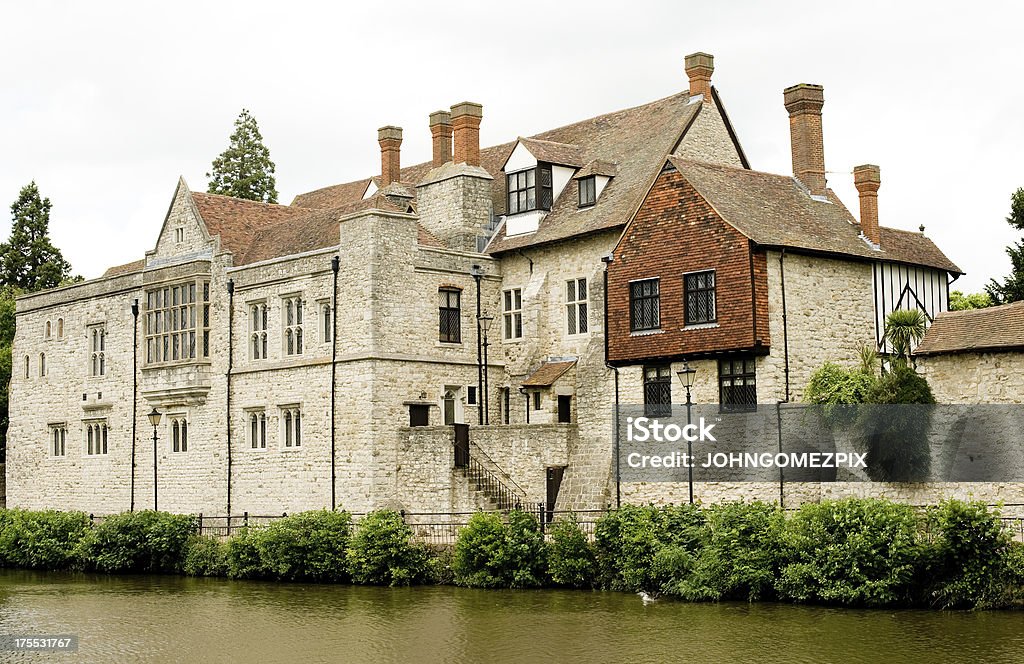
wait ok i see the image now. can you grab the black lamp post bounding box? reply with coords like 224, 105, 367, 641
148, 407, 161, 511
478, 315, 494, 425
677, 361, 697, 504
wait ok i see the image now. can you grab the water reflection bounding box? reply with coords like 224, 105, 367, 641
0, 570, 1019, 663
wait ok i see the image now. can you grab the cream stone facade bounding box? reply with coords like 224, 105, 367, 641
7, 52, 986, 518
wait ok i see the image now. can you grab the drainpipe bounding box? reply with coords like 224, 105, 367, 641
779, 250, 790, 403
330, 255, 340, 510
226, 278, 234, 522
130, 298, 139, 512
602, 254, 620, 508
471, 265, 483, 425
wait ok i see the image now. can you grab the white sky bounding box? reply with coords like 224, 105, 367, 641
2, 1, 1021, 293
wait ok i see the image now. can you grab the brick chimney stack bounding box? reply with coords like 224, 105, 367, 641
684, 52, 714, 100
378, 125, 403, 187
451, 102, 483, 167
429, 110, 453, 167
783, 84, 827, 197
853, 164, 882, 246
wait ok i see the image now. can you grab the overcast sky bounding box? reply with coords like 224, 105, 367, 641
2, 1, 1021, 293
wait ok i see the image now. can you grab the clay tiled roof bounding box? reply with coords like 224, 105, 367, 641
670, 157, 962, 274
574, 159, 619, 179
290, 91, 704, 255
418, 225, 445, 248
915, 301, 1024, 355
192, 192, 310, 259
522, 360, 577, 387
515, 138, 584, 168
102, 259, 145, 278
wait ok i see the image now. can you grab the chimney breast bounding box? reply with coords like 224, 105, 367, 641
451, 102, 483, 167
684, 52, 714, 100
853, 164, 881, 247
783, 84, 827, 197
429, 110, 453, 167
378, 125, 403, 187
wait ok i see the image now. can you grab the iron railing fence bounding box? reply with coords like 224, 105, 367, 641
82, 505, 1024, 544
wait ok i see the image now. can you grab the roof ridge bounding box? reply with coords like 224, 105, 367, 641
194, 190, 312, 212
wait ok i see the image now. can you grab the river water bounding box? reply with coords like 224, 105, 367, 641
0, 570, 1020, 663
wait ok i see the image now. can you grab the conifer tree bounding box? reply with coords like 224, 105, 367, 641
0, 181, 73, 291
986, 187, 1024, 305
206, 109, 279, 203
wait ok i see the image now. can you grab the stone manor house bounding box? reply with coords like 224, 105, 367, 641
8, 53, 967, 516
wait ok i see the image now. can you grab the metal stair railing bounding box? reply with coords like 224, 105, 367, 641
464, 440, 527, 510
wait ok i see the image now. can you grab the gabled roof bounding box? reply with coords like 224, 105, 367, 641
514, 137, 584, 168
522, 360, 576, 387
666, 157, 962, 274
290, 91, 708, 255
574, 159, 619, 179
915, 301, 1024, 355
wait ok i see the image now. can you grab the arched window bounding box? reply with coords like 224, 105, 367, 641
250, 303, 268, 360
90, 326, 106, 376
85, 421, 108, 455
171, 417, 188, 452
281, 407, 302, 448
250, 411, 267, 449
57, 318, 64, 339
24, 355, 29, 379
45, 321, 51, 339
39, 353, 46, 377
283, 296, 302, 355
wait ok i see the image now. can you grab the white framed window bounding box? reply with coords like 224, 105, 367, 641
250, 302, 268, 360
248, 410, 268, 449
566, 277, 588, 335
174, 227, 185, 243
85, 420, 109, 456
503, 288, 523, 340
89, 325, 106, 376
169, 415, 188, 453
145, 280, 211, 364
280, 405, 302, 448
49, 424, 67, 457
319, 300, 333, 344
283, 295, 303, 356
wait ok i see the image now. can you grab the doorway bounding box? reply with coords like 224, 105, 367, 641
557, 395, 572, 423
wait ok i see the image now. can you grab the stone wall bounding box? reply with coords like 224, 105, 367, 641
673, 100, 745, 167
917, 351, 1024, 404
759, 250, 875, 402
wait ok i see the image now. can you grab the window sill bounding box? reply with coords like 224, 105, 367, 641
280, 446, 304, 453
630, 329, 664, 337
436, 341, 463, 348
502, 338, 523, 344
682, 322, 720, 331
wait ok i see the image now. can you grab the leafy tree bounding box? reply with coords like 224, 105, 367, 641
948, 290, 992, 311
986, 187, 1024, 305
206, 109, 278, 203
0, 182, 73, 291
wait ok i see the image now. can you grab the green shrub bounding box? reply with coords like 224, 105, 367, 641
225, 528, 265, 579
425, 546, 455, 585
670, 501, 786, 601
990, 542, 1024, 609
594, 504, 706, 592
502, 510, 547, 588
925, 500, 1012, 609
453, 512, 507, 588
0, 509, 91, 570
805, 363, 876, 425
347, 510, 427, 586
858, 365, 935, 481
777, 498, 922, 607
183, 536, 228, 577
257, 510, 351, 582
547, 515, 597, 588
453, 510, 547, 588
85, 511, 197, 574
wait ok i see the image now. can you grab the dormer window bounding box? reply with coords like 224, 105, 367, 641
578, 176, 596, 207
506, 164, 553, 215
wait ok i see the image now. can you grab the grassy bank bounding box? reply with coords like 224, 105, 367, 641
0, 498, 1021, 609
